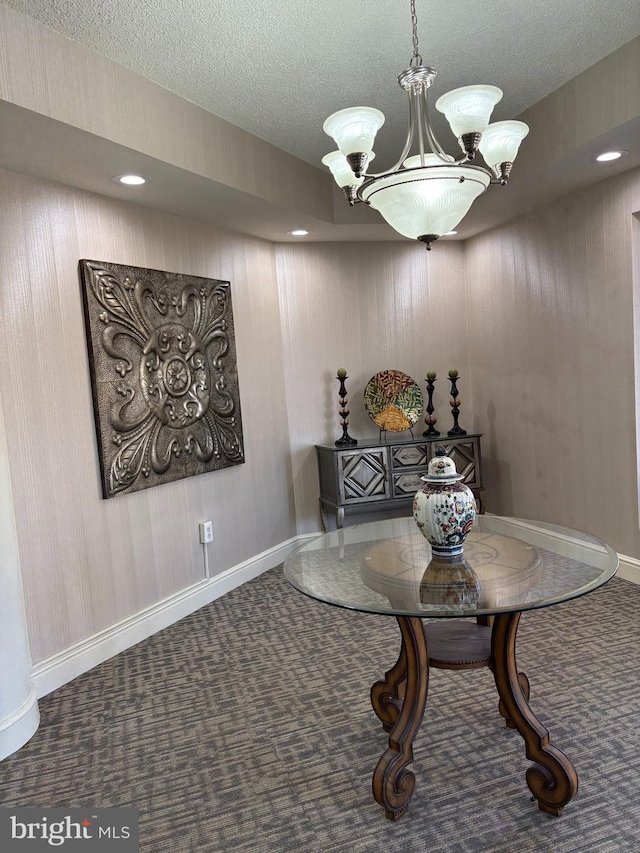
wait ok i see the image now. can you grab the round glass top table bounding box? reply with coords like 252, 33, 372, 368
284, 515, 618, 821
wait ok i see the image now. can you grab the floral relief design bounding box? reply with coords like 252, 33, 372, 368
80, 260, 244, 498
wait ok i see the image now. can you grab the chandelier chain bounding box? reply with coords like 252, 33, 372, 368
409, 0, 423, 67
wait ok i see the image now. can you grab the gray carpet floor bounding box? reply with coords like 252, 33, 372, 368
1, 567, 639, 852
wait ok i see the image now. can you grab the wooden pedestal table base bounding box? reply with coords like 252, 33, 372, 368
370, 614, 578, 821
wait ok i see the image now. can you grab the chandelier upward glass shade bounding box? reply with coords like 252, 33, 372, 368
321, 0, 529, 249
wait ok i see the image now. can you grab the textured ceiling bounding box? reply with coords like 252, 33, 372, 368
4, 0, 640, 171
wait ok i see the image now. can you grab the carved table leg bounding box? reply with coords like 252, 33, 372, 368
372, 616, 429, 821
491, 612, 578, 815
483, 615, 529, 728
371, 636, 407, 732
499, 671, 530, 729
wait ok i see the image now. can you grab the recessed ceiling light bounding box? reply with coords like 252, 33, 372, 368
444, 230, 458, 236
595, 150, 628, 163
287, 229, 311, 236
112, 174, 147, 185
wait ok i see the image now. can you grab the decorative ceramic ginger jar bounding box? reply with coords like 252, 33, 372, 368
413, 446, 476, 556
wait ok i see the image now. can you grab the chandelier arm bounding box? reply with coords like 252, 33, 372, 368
364, 90, 417, 178
421, 88, 453, 162
425, 132, 471, 166
414, 87, 427, 162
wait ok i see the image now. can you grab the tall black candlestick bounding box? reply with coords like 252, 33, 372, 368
335, 369, 357, 446
447, 368, 467, 436
422, 371, 440, 437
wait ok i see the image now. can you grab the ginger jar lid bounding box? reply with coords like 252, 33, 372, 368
422, 446, 464, 483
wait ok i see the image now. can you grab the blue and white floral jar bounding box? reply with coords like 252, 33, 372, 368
413, 446, 476, 556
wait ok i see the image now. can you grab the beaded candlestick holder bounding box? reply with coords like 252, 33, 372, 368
422, 370, 440, 437
447, 368, 467, 436
335, 368, 357, 446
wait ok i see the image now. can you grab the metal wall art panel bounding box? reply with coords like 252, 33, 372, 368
79, 260, 245, 498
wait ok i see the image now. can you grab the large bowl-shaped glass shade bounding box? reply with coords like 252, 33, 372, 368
435, 85, 503, 137
323, 107, 385, 156
360, 166, 490, 240
478, 120, 529, 166
322, 150, 376, 187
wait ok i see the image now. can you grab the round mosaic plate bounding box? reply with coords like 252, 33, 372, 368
364, 370, 423, 432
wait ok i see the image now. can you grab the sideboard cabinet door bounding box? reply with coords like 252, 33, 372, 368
337, 448, 390, 503
427, 436, 482, 490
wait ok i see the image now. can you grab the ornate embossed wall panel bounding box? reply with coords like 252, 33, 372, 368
80, 260, 244, 498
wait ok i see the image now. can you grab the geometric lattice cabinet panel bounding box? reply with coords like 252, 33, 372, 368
427, 439, 480, 489
80, 260, 244, 498
338, 449, 390, 502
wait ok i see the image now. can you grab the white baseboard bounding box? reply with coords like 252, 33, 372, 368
32, 533, 319, 698
0, 687, 40, 761
486, 514, 640, 587
617, 553, 640, 585
30, 527, 640, 699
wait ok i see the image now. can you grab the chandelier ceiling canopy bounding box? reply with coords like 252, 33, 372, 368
321, 0, 529, 249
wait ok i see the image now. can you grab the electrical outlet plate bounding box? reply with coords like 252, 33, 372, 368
199, 521, 213, 544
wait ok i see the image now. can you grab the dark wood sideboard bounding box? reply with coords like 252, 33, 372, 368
316, 433, 483, 530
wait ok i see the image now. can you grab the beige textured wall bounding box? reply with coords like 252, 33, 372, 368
0, 3, 332, 220
516, 36, 640, 168
0, 167, 296, 664
465, 168, 640, 557
275, 241, 470, 533
2, 157, 639, 672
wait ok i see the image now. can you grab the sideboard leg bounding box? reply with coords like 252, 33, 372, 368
336, 506, 345, 529
319, 501, 330, 533
372, 616, 429, 821
371, 634, 407, 732
491, 612, 578, 815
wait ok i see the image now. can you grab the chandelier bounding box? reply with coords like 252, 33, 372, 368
321, 0, 529, 250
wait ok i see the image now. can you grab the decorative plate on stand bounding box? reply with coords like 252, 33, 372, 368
364, 370, 423, 432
